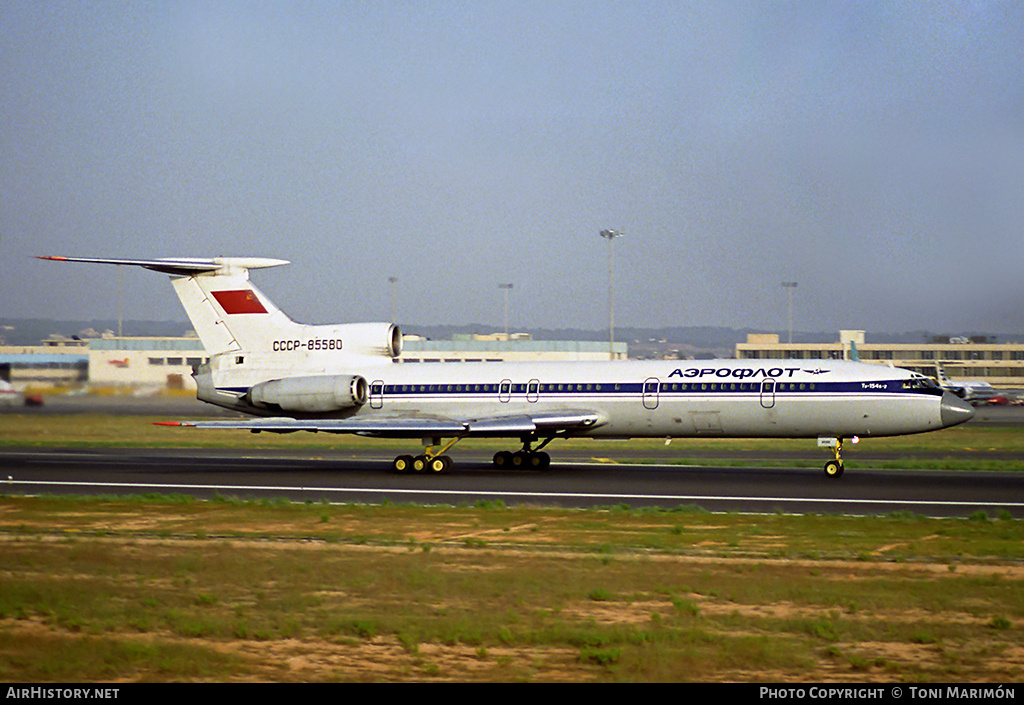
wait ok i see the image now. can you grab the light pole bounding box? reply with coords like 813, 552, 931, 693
782, 280, 798, 345
498, 283, 514, 339
388, 276, 399, 323
599, 229, 623, 360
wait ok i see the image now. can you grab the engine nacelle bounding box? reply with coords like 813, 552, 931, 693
248, 374, 368, 413
335, 323, 402, 358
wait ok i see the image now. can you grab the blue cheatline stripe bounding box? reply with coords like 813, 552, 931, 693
220, 381, 938, 398
375, 382, 931, 395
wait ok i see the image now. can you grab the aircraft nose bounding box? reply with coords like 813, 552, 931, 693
940, 391, 975, 428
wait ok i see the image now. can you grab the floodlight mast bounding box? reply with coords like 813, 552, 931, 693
388, 276, 399, 323
782, 280, 798, 345
498, 283, 514, 339
599, 229, 623, 360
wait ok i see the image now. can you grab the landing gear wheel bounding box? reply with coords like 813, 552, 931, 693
412, 455, 429, 473
393, 455, 415, 474
426, 455, 451, 474
527, 451, 551, 470
493, 451, 513, 468
494, 446, 553, 470
824, 460, 844, 478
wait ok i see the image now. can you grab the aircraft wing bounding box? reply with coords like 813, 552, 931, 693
158, 409, 606, 438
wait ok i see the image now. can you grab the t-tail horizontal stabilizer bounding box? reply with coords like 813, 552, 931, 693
40, 255, 403, 363
37, 256, 290, 276
39, 256, 295, 355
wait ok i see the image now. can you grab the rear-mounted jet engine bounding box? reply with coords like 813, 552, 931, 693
248, 375, 368, 413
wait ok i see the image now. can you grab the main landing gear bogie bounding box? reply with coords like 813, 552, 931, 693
392, 436, 463, 474
494, 435, 555, 471
391, 436, 556, 475
492, 450, 551, 470
392, 454, 453, 474
392, 450, 551, 474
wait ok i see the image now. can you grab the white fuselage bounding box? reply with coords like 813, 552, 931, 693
201, 356, 959, 440
40, 256, 976, 474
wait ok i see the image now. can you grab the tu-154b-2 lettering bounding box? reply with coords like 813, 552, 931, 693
40, 256, 975, 477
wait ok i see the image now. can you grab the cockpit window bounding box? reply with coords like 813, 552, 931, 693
902, 377, 942, 392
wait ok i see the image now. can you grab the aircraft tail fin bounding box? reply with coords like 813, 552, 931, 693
39, 257, 298, 355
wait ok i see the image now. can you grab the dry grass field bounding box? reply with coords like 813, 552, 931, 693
0, 494, 1021, 682
1, 409, 1022, 681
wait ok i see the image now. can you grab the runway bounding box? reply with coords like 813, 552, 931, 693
3, 445, 1023, 518
3, 394, 1023, 517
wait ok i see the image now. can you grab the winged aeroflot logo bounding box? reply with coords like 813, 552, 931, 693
803, 368, 831, 375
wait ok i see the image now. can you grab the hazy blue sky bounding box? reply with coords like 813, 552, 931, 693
3, 1, 1022, 335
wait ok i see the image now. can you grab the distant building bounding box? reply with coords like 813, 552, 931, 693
735, 330, 1024, 388
2, 333, 627, 391
401, 334, 627, 363
88, 337, 208, 390
0, 340, 88, 386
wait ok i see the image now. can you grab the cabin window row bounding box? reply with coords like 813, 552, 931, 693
380, 382, 820, 394
384, 383, 620, 393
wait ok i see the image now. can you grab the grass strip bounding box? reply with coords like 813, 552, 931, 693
0, 494, 1021, 682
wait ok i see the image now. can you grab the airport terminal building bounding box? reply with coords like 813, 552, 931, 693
399, 333, 627, 363
6, 328, 1022, 391
0, 338, 89, 386
2, 333, 626, 391
735, 330, 1024, 389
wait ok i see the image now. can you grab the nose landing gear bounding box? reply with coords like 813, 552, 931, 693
824, 458, 844, 478
818, 437, 846, 478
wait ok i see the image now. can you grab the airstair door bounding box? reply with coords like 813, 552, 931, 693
370, 380, 384, 409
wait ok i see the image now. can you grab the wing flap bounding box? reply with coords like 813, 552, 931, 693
464, 410, 606, 435
531, 410, 607, 429
465, 416, 537, 435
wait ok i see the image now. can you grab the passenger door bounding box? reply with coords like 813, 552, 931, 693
643, 377, 660, 410
370, 380, 385, 409
759, 378, 776, 409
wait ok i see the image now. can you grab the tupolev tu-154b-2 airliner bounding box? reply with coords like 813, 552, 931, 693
40, 256, 975, 477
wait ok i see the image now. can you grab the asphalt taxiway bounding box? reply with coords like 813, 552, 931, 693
2, 394, 1023, 517
3, 444, 1023, 518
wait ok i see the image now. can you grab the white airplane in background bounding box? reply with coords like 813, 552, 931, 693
40, 256, 975, 478
0, 380, 21, 407
933, 364, 998, 406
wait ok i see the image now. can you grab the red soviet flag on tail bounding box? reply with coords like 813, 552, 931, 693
212, 289, 268, 314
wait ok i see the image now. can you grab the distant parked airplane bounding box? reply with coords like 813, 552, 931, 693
933, 364, 998, 406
